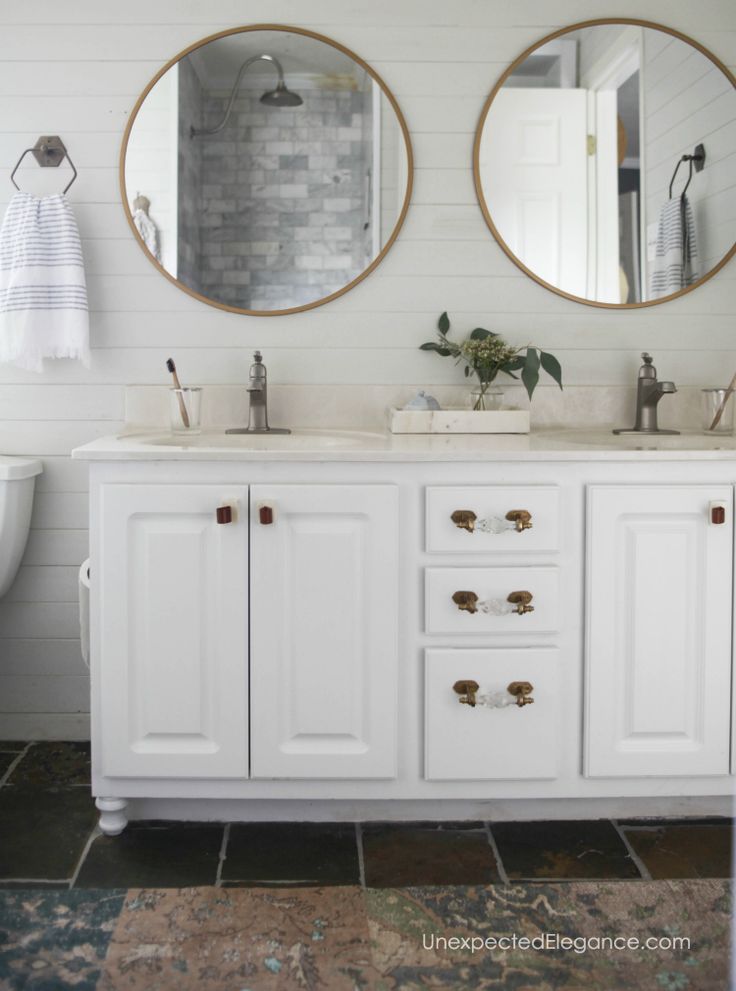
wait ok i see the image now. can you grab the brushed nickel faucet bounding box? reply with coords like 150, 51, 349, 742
613, 353, 679, 435
225, 351, 291, 434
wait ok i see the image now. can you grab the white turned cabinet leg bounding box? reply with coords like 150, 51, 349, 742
96, 797, 128, 835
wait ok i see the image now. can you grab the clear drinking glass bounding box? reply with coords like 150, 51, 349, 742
468, 387, 504, 411
701, 388, 734, 435
169, 387, 203, 435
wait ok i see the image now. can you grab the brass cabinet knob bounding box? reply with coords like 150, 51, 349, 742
451, 509, 477, 532
451, 589, 534, 615
453, 679, 479, 707
506, 509, 533, 531
507, 680, 534, 706
452, 590, 479, 613
507, 590, 534, 614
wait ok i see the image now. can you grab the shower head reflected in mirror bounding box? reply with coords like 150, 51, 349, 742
190, 53, 303, 137
260, 81, 303, 108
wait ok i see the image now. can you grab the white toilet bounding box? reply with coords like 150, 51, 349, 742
0, 455, 43, 598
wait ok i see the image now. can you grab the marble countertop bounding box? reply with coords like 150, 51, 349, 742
72, 427, 736, 462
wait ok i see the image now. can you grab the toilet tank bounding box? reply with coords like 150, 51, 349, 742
0, 456, 43, 598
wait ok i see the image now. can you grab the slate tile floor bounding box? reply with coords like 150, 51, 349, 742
0, 741, 732, 888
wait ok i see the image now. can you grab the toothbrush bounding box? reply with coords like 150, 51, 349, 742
166, 357, 190, 428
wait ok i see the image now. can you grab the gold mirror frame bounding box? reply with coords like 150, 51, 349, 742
120, 23, 414, 317
472, 18, 736, 309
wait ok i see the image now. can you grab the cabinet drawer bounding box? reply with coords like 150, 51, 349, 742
426, 486, 559, 553
425, 567, 559, 634
425, 648, 559, 780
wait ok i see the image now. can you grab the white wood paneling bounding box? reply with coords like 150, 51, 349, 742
22, 529, 89, 567
3, 566, 80, 603
0, 0, 734, 734
0, 638, 86, 676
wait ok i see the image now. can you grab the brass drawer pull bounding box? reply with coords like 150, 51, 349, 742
452, 679, 479, 707
453, 679, 535, 709
452, 589, 534, 615
507, 681, 534, 706
451, 509, 533, 533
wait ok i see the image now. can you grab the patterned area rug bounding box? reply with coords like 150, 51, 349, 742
0, 880, 730, 990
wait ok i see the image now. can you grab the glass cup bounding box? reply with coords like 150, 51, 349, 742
169, 387, 203, 435
701, 388, 734, 435
468, 387, 504, 411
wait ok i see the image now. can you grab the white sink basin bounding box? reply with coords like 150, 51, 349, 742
128, 429, 389, 451
540, 428, 736, 450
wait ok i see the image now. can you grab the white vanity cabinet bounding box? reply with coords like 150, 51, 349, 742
585, 484, 733, 778
74, 435, 736, 833
94, 476, 398, 801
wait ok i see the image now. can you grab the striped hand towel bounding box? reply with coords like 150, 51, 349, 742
650, 194, 700, 299
0, 191, 90, 373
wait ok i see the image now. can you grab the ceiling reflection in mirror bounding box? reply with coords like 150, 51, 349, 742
122, 27, 412, 314
474, 22, 736, 307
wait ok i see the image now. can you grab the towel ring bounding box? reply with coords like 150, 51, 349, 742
10, 136, 78, 194
668, 143, 705, 199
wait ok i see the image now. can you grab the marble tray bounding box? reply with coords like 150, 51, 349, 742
389, 407, 530, 434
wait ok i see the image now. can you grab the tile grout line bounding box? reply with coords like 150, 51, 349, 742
68, 824, 102, 890
484, 822, 510, 885
0, 743, 34, 788
215, 823, 230, 888
611, 820, 653, 881
355, 822, 367, 888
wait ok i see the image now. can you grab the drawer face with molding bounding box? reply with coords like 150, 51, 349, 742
425, 567, 559, 634
426, 486, 560, 553
425, 648, 559, 780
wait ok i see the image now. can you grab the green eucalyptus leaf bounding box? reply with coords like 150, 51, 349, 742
504, 357, 525, 371
438, 311, 450, 336
464, 366, 470, 377
420, 342, 439, 351
470, 327, 491, 340
521, 346, 540, 400
540, 350, 564, 390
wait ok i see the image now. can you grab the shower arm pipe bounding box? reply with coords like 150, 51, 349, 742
190, 54, 286, 137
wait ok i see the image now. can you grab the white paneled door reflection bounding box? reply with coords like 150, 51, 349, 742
479, 88, 588, 299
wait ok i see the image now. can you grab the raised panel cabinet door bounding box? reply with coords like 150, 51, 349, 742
585, 485, 733, 777
250, 484, 398, 778
97, 484, 249, 778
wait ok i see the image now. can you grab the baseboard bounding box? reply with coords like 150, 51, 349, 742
129, 795, 735, 823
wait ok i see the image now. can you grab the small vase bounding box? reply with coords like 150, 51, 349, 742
469, 386, 504, 411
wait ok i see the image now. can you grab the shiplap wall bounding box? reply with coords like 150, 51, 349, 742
0, 0, 735, 739
644, 28, 736, 277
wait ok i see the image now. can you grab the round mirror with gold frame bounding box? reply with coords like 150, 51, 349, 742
121, 24, 413, 315
473, 19, 736, 308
